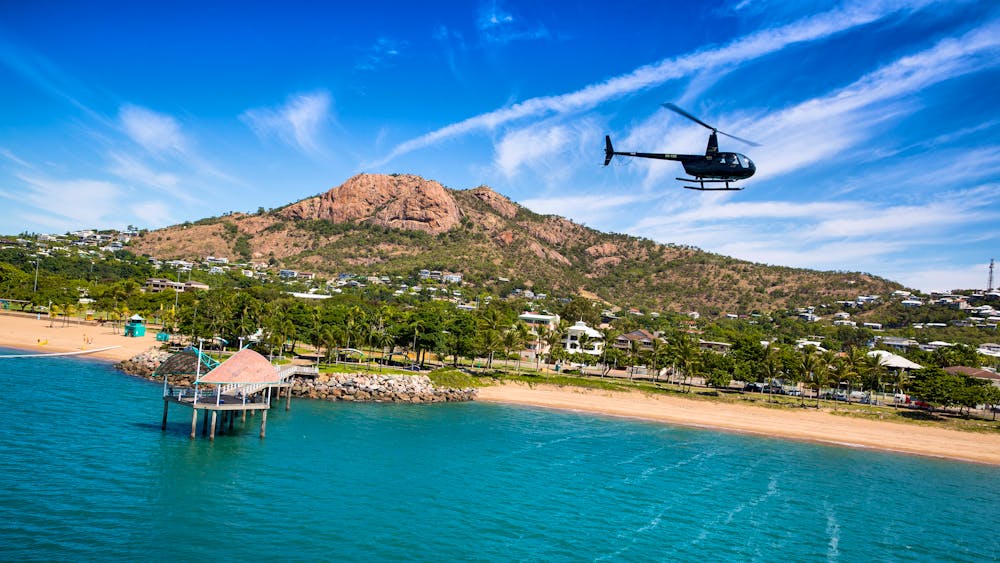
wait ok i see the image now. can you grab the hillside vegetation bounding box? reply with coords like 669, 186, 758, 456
130, 173, 902, 314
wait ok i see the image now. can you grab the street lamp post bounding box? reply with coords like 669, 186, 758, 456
33, 258, 39, 292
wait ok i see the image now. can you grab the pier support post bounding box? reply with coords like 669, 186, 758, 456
209, 411, 217, 440
228, 410, 235, 431
260, 409, 267, 439
162, 398, 169, 431
190, 408, 198, 439
286, 386, 291, 411
241, 409, 247, 424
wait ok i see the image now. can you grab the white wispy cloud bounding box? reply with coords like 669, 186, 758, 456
241, 91, 332, 155
522, 192, 652, 227
477, 0, 549, 45
119, 104, 187, 154
107, 152, 179, 191
373, 0, 933, 166
625, 182, 1000, 279
0, 147, 32, 168
355, 37, 405, 71
12, 174, 122, 229
129, 200, 174, 227
740, 19, 1000, 182
887, 262, 993, 293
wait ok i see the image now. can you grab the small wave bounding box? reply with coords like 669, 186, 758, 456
825, 502, 841, 561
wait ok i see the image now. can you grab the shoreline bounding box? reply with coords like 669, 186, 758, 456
2, 313, 998, 465
476, 382, 1000, 466
0, 312, 161, 362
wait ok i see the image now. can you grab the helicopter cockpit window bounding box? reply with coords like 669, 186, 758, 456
726, 155, 737, 166
737, 155, 748, 168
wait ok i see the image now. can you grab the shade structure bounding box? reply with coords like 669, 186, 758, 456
197, 348, 282, 385
868, 350, 923, 370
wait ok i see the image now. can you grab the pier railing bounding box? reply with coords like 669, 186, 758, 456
277, 364, 319, 379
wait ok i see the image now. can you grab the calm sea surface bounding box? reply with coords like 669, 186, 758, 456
0, 350, 997, 561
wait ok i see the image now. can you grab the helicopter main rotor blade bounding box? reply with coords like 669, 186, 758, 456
661, 102, 761, 147
661, 103, 715, 131
716, 130, 761, 147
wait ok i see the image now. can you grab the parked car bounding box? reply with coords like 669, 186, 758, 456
744, 382, 764, 392
784, 388, 802, 397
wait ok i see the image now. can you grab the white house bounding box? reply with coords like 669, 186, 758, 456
562, 321, 604, 356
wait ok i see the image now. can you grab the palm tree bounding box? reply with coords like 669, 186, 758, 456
843, 347, 869, 404
798, 349, 819, 407
671, 333, 700, 393
862, 352, 887, 404
542, 327, 563, 366
599, 328, 621, 378
477, 307, 505, 368
319, 327, 337, 365
48, 304, 61, 328
761, 345, 782, 403
62, 303, 77, 327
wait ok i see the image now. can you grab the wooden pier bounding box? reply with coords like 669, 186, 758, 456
157, 348, 318, 440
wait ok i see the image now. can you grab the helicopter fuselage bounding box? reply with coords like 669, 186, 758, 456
608, 150, 755, 180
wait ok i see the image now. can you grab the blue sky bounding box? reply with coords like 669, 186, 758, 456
1, 0, 998, 292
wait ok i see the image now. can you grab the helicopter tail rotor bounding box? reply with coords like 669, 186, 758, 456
661, 102, 760, 147
604, 135, 614, 166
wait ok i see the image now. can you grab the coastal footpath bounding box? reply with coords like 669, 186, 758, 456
116, 348, 475, 403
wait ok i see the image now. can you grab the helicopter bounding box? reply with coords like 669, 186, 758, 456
604, 103, 759, 191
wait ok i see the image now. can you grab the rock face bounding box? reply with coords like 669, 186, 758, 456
470, 185, 518, 219
281, 173, 462, 234
292, 373, 476, 403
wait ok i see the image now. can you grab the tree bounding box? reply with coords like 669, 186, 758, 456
797, 349, 819, 406
670, 333, 701, 392
862, 352, 887, 403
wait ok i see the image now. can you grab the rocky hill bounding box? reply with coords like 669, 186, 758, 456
129, 173, 902, 314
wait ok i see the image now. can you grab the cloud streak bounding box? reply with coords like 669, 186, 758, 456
241, 91, 332, 155
374, 0, 934, 165
119, 105, 187, 154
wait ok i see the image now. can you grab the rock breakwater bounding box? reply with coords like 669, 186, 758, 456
116, 347, 173, 379
292, 373, 475, 403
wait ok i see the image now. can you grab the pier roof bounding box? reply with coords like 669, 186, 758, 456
197, 348, 283, 385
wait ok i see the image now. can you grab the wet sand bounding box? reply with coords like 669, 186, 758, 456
0, 312, 161, 362
477, 382, 1000, 466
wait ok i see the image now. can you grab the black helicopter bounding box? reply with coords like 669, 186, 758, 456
604, 103, 759, 191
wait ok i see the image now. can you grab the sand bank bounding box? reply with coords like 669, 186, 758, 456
0, 312, 161, 362
477, 382, 1000, 466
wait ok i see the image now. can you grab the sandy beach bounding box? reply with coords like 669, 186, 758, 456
2, 312, 998, 465
0, 312, 162, 362
477, 382, 1000, 466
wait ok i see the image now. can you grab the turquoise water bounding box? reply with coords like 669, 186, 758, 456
0, 351, 998, 561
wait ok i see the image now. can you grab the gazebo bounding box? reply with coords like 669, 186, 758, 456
159, 348, 295, 440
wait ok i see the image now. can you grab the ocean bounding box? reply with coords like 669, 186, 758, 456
0, 350, 997, 561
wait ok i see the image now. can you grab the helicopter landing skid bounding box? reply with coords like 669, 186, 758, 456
676, 177, 744, 191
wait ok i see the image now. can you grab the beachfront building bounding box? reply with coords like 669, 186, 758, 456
562, 321, 604, 356
518, 312, 560, 356
614, 329, 657, 352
